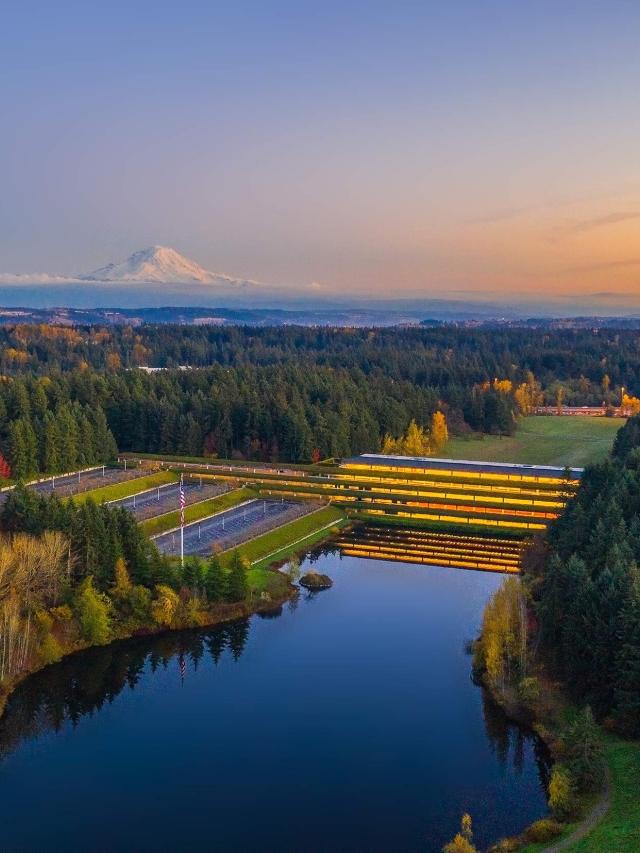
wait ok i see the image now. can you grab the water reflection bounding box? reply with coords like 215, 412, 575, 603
0, 611, 549, 791
480, 689, 551, 789
0, 550, 549, 853
0, 620, 251, 762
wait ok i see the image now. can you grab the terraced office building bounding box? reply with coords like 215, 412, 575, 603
336, 453, 581, 531
136, 451, 581, 535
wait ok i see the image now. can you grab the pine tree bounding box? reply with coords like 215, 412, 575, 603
43, 413, 61, 473
614, 579, 640, 735
205, 554, 227, 603
183, 557, 205, 596
226, 551, 249, 602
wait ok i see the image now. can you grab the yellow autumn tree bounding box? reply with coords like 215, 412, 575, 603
493, 378, 513, 395
623, 393, 640, 415
442, 813, 477, 853
514, 371, 543, 415
111, 558, 132, 597
151, 585, 180, 628
402, 419, 431, 456
475, 577, 528, 695
380, 420, 430, 456
381, 433, 400, 454
430, 411, 448, 452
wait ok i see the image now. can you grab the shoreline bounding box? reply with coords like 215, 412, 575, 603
477, 666, 611, 853
0, 573, 296, 725
0, 506, 348, 726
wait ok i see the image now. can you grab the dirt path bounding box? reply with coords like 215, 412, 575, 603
541, 768, 611, 853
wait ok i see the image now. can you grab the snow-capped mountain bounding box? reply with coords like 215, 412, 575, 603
79, 246, 253, 286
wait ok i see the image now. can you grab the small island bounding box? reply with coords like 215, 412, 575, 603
299, 572, 333, 591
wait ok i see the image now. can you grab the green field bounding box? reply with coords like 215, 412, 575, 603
74, 471, 178, 504
140, 488, 255, 536
443, 416, 623, 468
521, 735, 640, 853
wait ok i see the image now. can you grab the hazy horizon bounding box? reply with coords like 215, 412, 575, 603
2, 2, 639, 308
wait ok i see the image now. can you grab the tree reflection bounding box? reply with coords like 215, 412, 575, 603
0, 616, 257, 762
480, 687, 551, 791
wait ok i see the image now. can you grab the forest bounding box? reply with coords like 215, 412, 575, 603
0, 485, 253, 690
0, 323, 635, 478
475, 414, 640, 738
529, 415, 640, 735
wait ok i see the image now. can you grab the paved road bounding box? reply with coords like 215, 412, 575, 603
153, 499, 306, 558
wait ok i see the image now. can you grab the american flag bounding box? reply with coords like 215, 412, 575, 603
179, 474, 185, 526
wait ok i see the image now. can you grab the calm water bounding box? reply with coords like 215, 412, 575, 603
0, 550, 549, 852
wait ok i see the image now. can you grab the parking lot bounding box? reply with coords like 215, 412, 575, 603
0, 465, 152, 504
152, 498, 313, 558
108, 480, 226, 521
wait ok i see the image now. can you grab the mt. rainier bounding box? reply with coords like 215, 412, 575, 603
80, 246, 255, 286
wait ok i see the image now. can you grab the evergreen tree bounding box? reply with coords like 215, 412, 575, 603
205, 554, 227, 603
182, 557, 205, 596
226, 551, 249, 602
614, 579, 640, 735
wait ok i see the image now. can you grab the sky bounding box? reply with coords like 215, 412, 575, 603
1, 0, 639, 308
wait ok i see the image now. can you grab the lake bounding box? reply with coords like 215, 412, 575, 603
0, 548, 549, 852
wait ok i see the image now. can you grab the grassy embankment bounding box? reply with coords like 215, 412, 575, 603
230, 504, 346, 569
73, 470, 178, 504
140, 487, 256, 536
444, 416, 623, 468
518, 735, 640, 853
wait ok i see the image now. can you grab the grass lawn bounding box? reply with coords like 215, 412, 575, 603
520, 735, 640, 853
141, 488, 255, 536
564, 736, 640, 853
227, 505, 347, 570
443, 416, 623, 468
246, 566, 291, 599
74, 471, 178, 504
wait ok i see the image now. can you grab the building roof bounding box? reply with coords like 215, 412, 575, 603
341, 453, 583, 479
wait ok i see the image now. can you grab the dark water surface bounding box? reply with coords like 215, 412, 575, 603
0, 551, 549, 852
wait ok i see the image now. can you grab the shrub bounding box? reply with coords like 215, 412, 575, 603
75, 577, 112, 644
128, 585, 152, 622
51, 604, 73, 622
548, 764, 575, 820
151, 584, 180, 628
442, 814, 477, 853
525, 818, 563, 843
38, 632, 64, 665
518, 676, 540, 704
35, 610, 54, 635
489, 839, 520, 853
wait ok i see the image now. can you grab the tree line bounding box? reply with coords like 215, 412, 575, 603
0, 343, 542, 479
0, 323, 636, 477
528, 414, 640, 736
0, 324, 636, 402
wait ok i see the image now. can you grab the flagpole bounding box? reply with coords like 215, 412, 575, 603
180, 473, 185, 568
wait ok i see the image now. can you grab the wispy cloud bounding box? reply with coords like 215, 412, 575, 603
563, 258, 640, 274
466, 206, 535, 225
563, 211, 640, 235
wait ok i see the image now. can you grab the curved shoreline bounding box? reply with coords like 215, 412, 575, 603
0, 581, 295, 725
478, 671, 611, 853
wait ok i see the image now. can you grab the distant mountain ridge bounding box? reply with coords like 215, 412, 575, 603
79, 245, 252, 286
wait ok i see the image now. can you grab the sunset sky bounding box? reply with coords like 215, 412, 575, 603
2, 1, 639, 306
